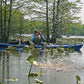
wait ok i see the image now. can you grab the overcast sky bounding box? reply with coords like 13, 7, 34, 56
78, 0, 84, 24
24, 0, 84, 24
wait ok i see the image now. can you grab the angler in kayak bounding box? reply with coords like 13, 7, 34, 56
31, 29, 45, 45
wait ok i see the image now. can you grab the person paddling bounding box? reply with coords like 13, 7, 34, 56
31, 29, 45, 45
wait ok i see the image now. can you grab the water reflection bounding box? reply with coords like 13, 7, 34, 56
0, 51, 9, 84
0, 47, 84, 84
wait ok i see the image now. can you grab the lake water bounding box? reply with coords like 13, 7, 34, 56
0, 45, 84, 84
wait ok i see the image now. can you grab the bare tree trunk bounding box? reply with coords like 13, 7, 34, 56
19, 15, 23, 39
7, 0, 12, 42
55, 0, 60, 39
4, 0, 7, 43
51, 0, 56, 43
0, 0, 3, 42
46, 0, 50, 43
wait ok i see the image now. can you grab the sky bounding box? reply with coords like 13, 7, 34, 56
78, 0, 84, 24
24, 0, 84, 24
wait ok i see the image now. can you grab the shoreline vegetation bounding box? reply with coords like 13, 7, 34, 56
9, 34, 84, 45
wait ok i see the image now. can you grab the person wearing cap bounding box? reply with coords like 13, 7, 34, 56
31, 29, 45, 45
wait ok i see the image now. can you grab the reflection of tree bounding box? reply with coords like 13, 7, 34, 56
0, 51, 9, 84
28, 75, 30, 84
2, 52, 5, 82
0, 52, 1, 64
7, 52, 9, 84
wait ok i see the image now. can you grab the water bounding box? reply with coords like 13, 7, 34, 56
62, 35, 84, 39
0, 46, 84, 84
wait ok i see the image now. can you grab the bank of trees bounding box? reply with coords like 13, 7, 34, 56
0, 0, 83, 43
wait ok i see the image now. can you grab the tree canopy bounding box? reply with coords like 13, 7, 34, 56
0, 0, 83, 43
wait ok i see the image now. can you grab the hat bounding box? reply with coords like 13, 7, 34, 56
34, 29, 39, 32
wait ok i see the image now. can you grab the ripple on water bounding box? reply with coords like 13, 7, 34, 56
33, 50, 84, 72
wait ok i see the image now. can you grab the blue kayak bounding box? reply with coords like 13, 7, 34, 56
36, 44, 83, 51
0, 43, 24, 51
0, 43, 83, 51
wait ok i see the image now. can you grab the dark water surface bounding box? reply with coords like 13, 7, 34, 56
0, 45, 84, 84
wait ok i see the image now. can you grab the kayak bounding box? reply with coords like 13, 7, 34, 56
0, 43, 83, 51
0, 43, 24, 51
36, 44, 83, 51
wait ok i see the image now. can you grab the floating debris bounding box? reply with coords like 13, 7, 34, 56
33, 60, 83, 72
7, 78, 18, 81
33, 61, 38, 66
34, 78, 43, 84
40, 69, 45, 76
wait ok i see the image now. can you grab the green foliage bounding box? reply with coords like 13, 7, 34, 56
23, 20, 46, 34
10, 10, 24, 35
64, 23, 84, 36
0, 0, 83, 42
28, 73, 38, 78
29, 45, 35, 49
5, 46, 17, 51
76, 75, 81, 84
22, 20, 84, 37
48, 48, 53, 56
23, 46, 30, 53
5, 46, 19, 56
40, 69, 45, 76
31, 48, 39, 56
64, 48, 70, 55
27, 55, 35, 64
35, 78, 43, 84
56, 47, 64, 53
5, 46, 17, 54
76, 0, 80, 2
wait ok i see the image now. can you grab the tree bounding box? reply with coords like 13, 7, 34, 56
45, 0, 50, 43
0, 0, 25, 42
0, 0, 82, 43
0, 0, 3, 42
50, 0, 82, 43
0, 0, 12, 43
4, 0, 7, 42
